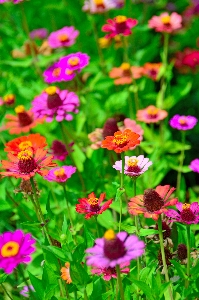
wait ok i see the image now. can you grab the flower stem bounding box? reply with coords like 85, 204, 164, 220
62, 185, 74, 229
133, 179, 140, 295
84, 288, 89, 300
185, 225, 191, 288
1, 284, 13, 300
119, 153, 125, 232
94, 216, 100, 237
116, 265, 125, 300
176, 131, 186, 200
17, 265, 37, 300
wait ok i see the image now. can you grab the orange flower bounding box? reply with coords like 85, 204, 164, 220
137, 105, 168, 123
109, 63, 143, 85
142, 62, 162, 81
101, 129, 140, 153
61, 262, 72, 284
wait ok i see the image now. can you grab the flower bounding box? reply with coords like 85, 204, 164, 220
76, 192, 113, 219
44, 166, 76, 183
20, 285, 35, 298
102, 16, 138, 38
113, 155, 152, 177
142, 62, 162, 81
101, 129, 140, 153
128, 185, 178, 221
48, 26, 79, 49
50, 140, 73, 161
59, 52, 90, 72
174, 48, 199, 73
169, 115, 198, 130
148, 12, 182, 33
3, 94, 15, 106
189, 158, 199, 173
61, 262, 72, 284
86, 229, 145, 268
119, 118, 144, 141
0, 230, 36, 274
43, 61, 65, 84
136, 105, 168, 123
177, 244, 187, 261
91, 262, 130, 281
109, 63, 143, 85
30, 28, 48, 39
165, 202, 199, 224
32, 86, 79, 122
82, 0, 118, 14
3, 105, 44, 134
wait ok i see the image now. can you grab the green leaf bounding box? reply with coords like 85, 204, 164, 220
139, 228, 159, 236
45, 193, 54, 219
97, 209, 114, 229
84, 225, 95, 248
0, 273, 8, 284
46, 246, 66, 261
170, 260, 187, 279
70, 262, 90, 286
28, 272, 44, 300
133, 279, 155, 300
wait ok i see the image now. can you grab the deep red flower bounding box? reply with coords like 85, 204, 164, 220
102, 15, 138, 38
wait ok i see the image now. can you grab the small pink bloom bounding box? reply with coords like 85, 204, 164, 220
189, 158, 199, 173
165, 202, 199, 224
91, 262, 130, 281
48, 26, 79, 49
137, 105, 168, 123
82, 0, 118, 14
102, 15, 138, 38
50, 140, 73, 161
148, 12, 182, 33
169, 115, 198, 130
44, 166, 76, 183
43, 62, 63, 83
59, 52, 90, 71
30, 28, 48, 39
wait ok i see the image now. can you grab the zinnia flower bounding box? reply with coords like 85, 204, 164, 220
189, 158, 199, 173
30, 28, 48, 39
142, 62, 162, 81
3, 94, 15, 106
128, 185, 178, 221
137, 105, 168, 123
119, 118, 144, 141
91, 262, 130, 281
86, 229, 145, 268
43, 62, 64, 83
76, 192, 113, 219
165, 202, 199, 224
102, 15, 138, 38
169, 115, 198, 130
50, 140, 73, 161
59, 52, 90, 72
109, 63, 143, 85
148, 12, 182, 33
113, 155, 152, 177
20, 285, 35, 298
0, 230, 36, 274
32, 86, 79, 122
48, 26, 79, 48
82, 0, 117, 14
61, 262, 72, 284
44, 166, 76, 183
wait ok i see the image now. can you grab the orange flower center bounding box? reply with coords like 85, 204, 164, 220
54, 167, 66, 179
161, 15, 171, 24
4, 94, 15, 104
115, 15, 127, 24
88, 197, 99, 206
19, 141, 33, 151
182, 203, 190, 210
93, 0, 104, 5
58, 33, 69, 42
147, 107, 159, 117
104, 229, 115, 240
18, 150, 33, 160
14, 105, 33, 127
52, 67, 61, 77
68, 57, 80, 67
1, 241, 20, 258
127, 158, 138, 167
113, 132, 128, 146
179, 117, 187, 125
65, 69, 74, 75
121, 62, 131, 71
45, 86, 57, 95
46, 87, 62, 109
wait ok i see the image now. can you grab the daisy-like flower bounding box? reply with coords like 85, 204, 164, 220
32, 86, 79, 122
43, 62, 64, 84
113, 155, 152, 177
137, 105, 168, 123
30, 28, 48, 39
3, 94, 15, 106
169, 115, 198, 130
48, 26, 79, 49
148, 12, 182, 33
86, 229, 145, 268
91, 262, 130, 281
76, 192, 113, 219
61, 262, 72, 284
109, 63, 143, 85
0, 230, 36, 274
59, 52, 90, 72
82, 0, 117, 14
50, 140, 73, 161
101, 129, 140, 153
119, 118, 144, 142
102, 15, 138, 38
165, 202, 199, 224
142, 62, 162, 81
44, 166, 76, 183
20, 285, 35, 298
189, 158, 199, 173
128, 185, 178, 221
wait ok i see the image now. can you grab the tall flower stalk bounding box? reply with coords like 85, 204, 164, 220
185, 225, 191, 288
116, 265, 125, 300
176, 131, 186, 200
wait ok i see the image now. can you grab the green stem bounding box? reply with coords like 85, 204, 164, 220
116, 265, 125, 300
176, 131, 186, 200
95, 216, 100, 237
119, 153, 125, 232
62, 185, 74, 229
133, 179, 140, 295
185, 225, 191, 288
123, 36, 129, 62
18, 265, 36, 300
1, 284, 13, 300
84, 288, 89, 300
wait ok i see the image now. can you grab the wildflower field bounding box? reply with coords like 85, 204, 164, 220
1, 0, 199, 299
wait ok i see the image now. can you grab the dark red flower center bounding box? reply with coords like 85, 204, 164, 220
103, 230, 126, 260
155, 221, 171, 239
115, 16, 128, 34
143, 189, 164, 212
102, 118, 119, 139
181, 204, 195, 222
88, 197, 100, 213
45, 86, 62, 109
51, 140, 68, 156
177, 244, 187, 260
146, 107, 159, 119
158, 248, 172, 266
15, 105, 33, 127
18, 150, 37, 174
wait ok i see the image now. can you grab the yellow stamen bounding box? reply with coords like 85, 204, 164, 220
147, 107, 159, 116
54, 167, 65, 177
68, 57, 80, 67
58, 33, 69, 42
18, 150, 33, 160
104, 229, 115, 240
52, 68, 61, 77
88, 197, 99, 206
127, 158, 138, 167
15, 105, 25, 114
4, 94, 15, 103
1, 241, 20, 258
93, 0, 104, 5
45, 86, 57, 95
115, 16, 127, 23
179, 117, 187, 125
113, 133, 128, 145
120, 62, 131, 71
182, 203, 190, 210
161, 15, 171, 24
19, 141, 33, 151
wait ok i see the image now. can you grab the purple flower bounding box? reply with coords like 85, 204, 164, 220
113, 155, 152, 177
30, 28, 48, 39
43, 62, 63, 84
0, 230, 36, 274
169, 115, 198, 130
189, 158, 199, 173
59, 52, 90, 72
48, 26, 79, 48
165, 202, 199, 224
20, 285, 35, 298
51, 140, 73, 161
86, 230, 145, 268
32, 86, 79, 122
44, 166, 76, 183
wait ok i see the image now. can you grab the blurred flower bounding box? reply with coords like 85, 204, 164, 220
109, 63, 143, 85
158, 247, 172, 266
30, 28, 48, 39
119, 118, 144, 141
174, 49, 199, 73
48, 26, 79, 49
102, 16, 138, 38
183, 0, 199, 22
86, 229, 145, 268
148, 12, 182, 33
99, 35, 123, 48
12, 40, 52, 59
88, 128, 104, 149
82, 0, 117, 14
113, 155, 152, 177
189, 158, 199, 173
50, 140, 73, 161
0, 230, 36, 274
142, 62, 162, 81
177, 244, 187, 261
91, 262, 130, 280
43, 62, 63, 83
128, 185, 178, 221
44, 166, 76, 183
169, 115, 198, 130
76, 192, 112, 219
102, 118, 119, 138
0, 0, 23, 3
61, 262, 72, 284
165, 202, 199, 224
59, 52, 90, 72
20, 285, 35, 298
3, 94, 15, 106
137, 105, 168, 123
32, 86, 79, 122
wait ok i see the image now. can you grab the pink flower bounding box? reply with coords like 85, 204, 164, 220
189, 158, 199, 173
137, 105, 168, 123
165, 202, 199, 224
50, 140, 73, 161
169, 115, 198, 130
148, 12, 182, 33
102, 15, 138, 38
44, 166, 76, 183
43, 62, 64, 83
120, 118, 144, 141
91, 262, 130, 281
82, 0, 119, 14
48, 26, 79, 49
59, 52, 90, 72
30, 28, 48, 39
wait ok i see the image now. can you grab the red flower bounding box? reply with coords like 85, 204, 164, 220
102, 15, 138, 38
76, 192, 112, 219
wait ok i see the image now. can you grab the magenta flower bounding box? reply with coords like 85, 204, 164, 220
30, 28, 48, 39
189, 159, 199, 173
51, 140, 73, 161
102, 15, 138, 38
59, 52, 90, 72
20, 285, 35, 298
86, 229, 145, 268
0, 230, 36, 274
148, 12, 182, 33
169, 115, 198, 130
32, 86, 79, 122
43, 62, 63, 84
48, 26, 79, 49
91, 262, 130, 281
44, 166, 76, 183
165, 202, 199, 224
113, 155, 152, 177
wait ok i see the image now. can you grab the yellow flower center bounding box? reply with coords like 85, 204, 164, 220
147, 107, 159, 116
45, 86, 57, 95
121, 62, 131, 71
127, 158, 138, 167
19, 141, 33, 151
182, 203, 190, 210
65, 69, 74, 75
93, 0, 104, 5
113, 132, 128, 145
4, 94, 14, 103
52, 68, 61, 77
58, 33, 69, 42
54, 167, 65, 177
15, 105, 25, 114
1, 241, 20, 258
104, 229, 116, 240
115, 16, 127, 24
68, 57, 80, 67
161, 15, 171, 24
18, 150, 33, 161
88, 197, 99, 206
179, 117, 187, 125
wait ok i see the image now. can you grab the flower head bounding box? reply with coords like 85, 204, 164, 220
177, 244, 187, 261
44, 166, 76, 183
86, 229, 145, 268
20, 285, 35, 298
3, 94, 15, 106
109, 63, 143, 85
137, 105, 168, 123
119, 118, 144, 141
82, 0, 119, 14
48, 26, 79, 48
189, 158, 199, 173
169, 115, 198, 130
59, 52, 90, 72
165, 202, 199, 224
0, 230, 36, 274
61, 262, 72, 284
91, 262, 130, 281
50, 140, 73, 161
142, 62, 162, 81
30, 28, 48, 39
102, 16, 138, 38
43, 62, 64, 83
128, 185, 178, 221
148, 12, 182, 33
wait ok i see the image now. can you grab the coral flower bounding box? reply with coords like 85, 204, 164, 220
83, 0, 119, 14
113, 155, 152, 177
128, 185, 178, 221
59, 52, 90, 72
76, 192, 113, 219
142, 63, 162, 81
61, 262, 72, 284
91, 262, 130, 281
101, 129, 140, 153
3, 105, 44, 135
0, 230, 36, 274
148, 12, 182, 33
189, 158, 199, 173
165, 202, 199, 224
109, 63, 143, 85
30, 28, 48, 39
48, 26, 79, 49
86, 229, 145, 268
44, 166, 76, 183
102, 15, 138, 38
32, 86, 79, 122
137, 105, 168, 123
169, 115, 198, 130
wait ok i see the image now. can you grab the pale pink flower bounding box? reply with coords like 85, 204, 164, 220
148, 12, 182, 33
